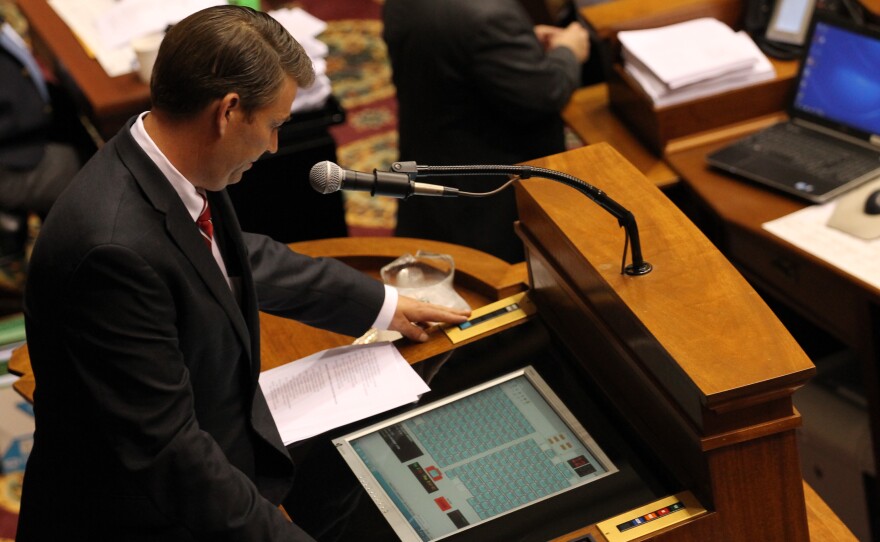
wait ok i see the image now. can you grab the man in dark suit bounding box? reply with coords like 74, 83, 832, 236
384, 0, 589, 263
16, 6, 468, 541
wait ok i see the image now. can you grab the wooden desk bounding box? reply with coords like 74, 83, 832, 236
16, 0, 151, 141
512, 143, 838, 540
255, 237, 529, 371
552, 481, 857, 541
13, 0, 345, 145
665, 133, 880, 499
579, 0, 742, 45
563, 84, 679, 188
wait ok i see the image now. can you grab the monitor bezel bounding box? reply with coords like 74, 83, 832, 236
332, 365, 619, 542
789, 11, 880, 143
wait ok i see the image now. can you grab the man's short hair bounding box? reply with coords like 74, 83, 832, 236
150, 5, 315, 119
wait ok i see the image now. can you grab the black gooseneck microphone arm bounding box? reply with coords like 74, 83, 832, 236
390, 161, 653, 276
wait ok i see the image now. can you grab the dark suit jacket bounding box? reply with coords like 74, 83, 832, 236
383, 0, 581, 262
17, 118, 385, 541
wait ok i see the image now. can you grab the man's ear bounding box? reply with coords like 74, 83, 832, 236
216, 92, 241, 136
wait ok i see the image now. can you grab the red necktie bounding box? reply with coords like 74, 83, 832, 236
197, 192, 213, 248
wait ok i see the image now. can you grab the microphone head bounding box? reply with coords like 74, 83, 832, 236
309, 161, 343, 194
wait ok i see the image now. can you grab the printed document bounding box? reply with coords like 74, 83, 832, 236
259, 343, 430, 444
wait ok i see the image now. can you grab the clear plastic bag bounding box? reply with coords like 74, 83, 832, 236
354, 251, 471, 345
380, 251, 471, 312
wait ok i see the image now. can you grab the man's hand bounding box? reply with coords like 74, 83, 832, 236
535, 22, 590, 63
390, 296, 471, 342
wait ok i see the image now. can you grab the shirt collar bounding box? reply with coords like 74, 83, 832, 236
130, 111, 205, 221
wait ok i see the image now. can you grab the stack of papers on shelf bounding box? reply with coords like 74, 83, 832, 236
268, 7, 332, 113
618, 18, 775, 108
259, 343, 430, 444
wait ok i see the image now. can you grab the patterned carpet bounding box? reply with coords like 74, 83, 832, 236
302, 0, 400, 236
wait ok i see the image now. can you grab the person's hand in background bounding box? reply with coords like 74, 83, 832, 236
534, 22, 590, 63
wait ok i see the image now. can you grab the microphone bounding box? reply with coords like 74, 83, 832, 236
309, 161, 459, 199
310, 160, 652, 276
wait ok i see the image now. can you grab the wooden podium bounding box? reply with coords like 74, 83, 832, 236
510, 143, 818, 540
10, 144, 852, 540
257, 143, 835, 540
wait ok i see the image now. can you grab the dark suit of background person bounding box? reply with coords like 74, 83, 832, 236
0, 19, 81, 258
383, 0, 588, 263
16, 6, 466, 541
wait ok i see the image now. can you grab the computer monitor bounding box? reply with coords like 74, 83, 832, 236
333, 366, 618, 542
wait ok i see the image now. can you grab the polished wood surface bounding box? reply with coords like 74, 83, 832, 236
516, 143, 815, 540
16, 0, 151, 140
518, 143, 813, 434
8, 344, 33, 402
666, 134, 880, 500
861, 0, 880, 18
803, 481, 860, 541
666, 139, 880, 346
9, 237, 528, 402
562, 84, 679, 188
607, 58, 799, 154
580, 0, 743, 47
548, 481, 857, 542
257, 237, 529, 371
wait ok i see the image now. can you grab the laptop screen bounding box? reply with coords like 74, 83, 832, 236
792, 15, 880, 139
333, 366, 618, 542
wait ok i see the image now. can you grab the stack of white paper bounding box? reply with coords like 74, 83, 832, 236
259, 343, 430, 444
268, 7, 333, 113
618, 18, 776, 107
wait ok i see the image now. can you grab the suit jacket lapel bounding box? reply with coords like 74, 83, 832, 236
209, 190, 262, 374
113, 120, 253, 359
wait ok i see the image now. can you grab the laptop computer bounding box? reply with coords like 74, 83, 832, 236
706, 13, 880, 203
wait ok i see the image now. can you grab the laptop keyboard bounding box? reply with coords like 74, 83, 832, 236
750, 123, 879, 181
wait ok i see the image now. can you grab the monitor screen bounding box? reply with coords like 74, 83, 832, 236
333, 366, 618, 542
792, 17, 880, 137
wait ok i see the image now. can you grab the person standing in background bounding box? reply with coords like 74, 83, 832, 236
384, 0, 589, 263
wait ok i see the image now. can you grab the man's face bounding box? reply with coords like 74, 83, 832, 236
208, 77, 297, 190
